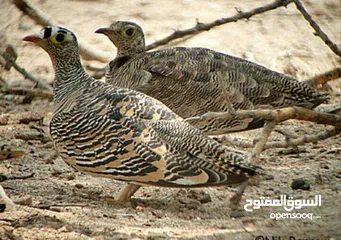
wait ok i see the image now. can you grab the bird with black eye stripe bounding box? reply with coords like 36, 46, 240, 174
95, 21, 327, 135
23, 26, 261, 203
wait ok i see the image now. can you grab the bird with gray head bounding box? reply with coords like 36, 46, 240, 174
95, 21, 327, 135
23, 26, 261, 203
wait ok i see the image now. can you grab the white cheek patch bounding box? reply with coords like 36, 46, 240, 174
56, 28, 72, 41
41, 26, 74, 42
64, 32, 74, 42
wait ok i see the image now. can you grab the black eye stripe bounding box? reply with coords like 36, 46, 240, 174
44, 27, 52, 39
58, 30, 68, 34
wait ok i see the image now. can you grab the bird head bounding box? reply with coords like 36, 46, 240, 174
95, 21, 145, 57
23, 26, 79, 62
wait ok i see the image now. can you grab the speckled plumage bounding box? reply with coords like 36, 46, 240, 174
96, 21, 327, 135
23, 26, 259, 201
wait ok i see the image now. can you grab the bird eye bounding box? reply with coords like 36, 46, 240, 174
51, 33, 67, 44
55, 34, 65, 42
123, 28, 135, 37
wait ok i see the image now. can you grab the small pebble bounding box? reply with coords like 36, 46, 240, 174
323, 164, 330, 169
44, 142, 54, 148
53, 195, 64, 201
230, 210, 244, 218
75, 183, 84, 189
50, 206, 62, 212
331, 183, 341, 191
13, 196, 32, 206
265, 174, 275, 180
265, 190, 274, 196
199, 191, 212, 204
51, 170, 62, 176
58, 225, 68, 233
291, 179, 310, 190
59, 173, 75, 180
151, 210, 163, 218
13, 195, 32, 206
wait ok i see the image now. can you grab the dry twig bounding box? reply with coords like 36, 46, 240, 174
32, 203, 90, 210
304, 67, 341, 89
11, 0, 111, 63
6, 172, 35, 181
293, 0, 341, 57
188, 107, 341, 165
146, 0, 294, 50
1, 51, 53, 91
216, 126, 340, 150
0, 111, 46, 125
186, 107, 341, 128
1, 87, 53, 100
14, 129, 50, 142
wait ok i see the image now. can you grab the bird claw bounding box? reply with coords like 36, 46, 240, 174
103, 183, 141, 206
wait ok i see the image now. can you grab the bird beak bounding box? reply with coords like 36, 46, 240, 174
22, 34, 41, 43
95, 27, 110, 35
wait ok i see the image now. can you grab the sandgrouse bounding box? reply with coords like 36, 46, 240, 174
23, 26, 260, 202
96, 21, 327, 135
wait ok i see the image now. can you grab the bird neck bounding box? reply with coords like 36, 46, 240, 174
52, 55, 92, 103
116, 39, 145, 58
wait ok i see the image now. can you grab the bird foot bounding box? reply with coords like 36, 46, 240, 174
103, 183, 141, 206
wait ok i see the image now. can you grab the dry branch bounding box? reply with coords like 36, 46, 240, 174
7, 172, 35, 180
15, 129, 50, 142
268, 126, 340, 148
33, 203, 90, 210
146, 0, 294, 50
2, 45, 18, 71
11, 0, 111, 63
1, 87, 53, 100
304, 67, 341, 89
188, 107, 340, 164
293, 0, 341, 57
0, 111, 45, 125
1, 51, 53, 91
216, 126, 340, 150
0, 173, 34, 182
186, 107, 341, 129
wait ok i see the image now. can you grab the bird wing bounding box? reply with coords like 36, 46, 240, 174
139, 48, 266, 133
107, 48, 256, 134
50, 84, 253, 187
107, 47, 324, 134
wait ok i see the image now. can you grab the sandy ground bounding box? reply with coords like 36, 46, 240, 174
1, 0, 341, 239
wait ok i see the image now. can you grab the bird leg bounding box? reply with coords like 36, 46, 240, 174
229, 121, 276, 208
248, 120, 278, 164
229, 181, 248, 210
105, 183, 141, 204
